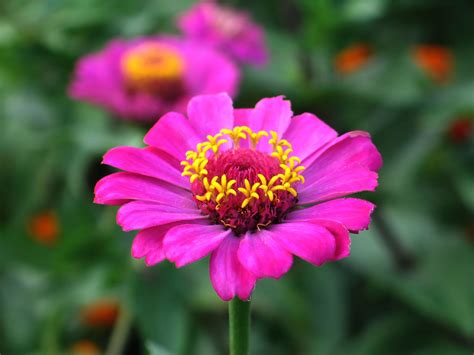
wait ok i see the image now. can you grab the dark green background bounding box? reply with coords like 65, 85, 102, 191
1, 0, 473, 354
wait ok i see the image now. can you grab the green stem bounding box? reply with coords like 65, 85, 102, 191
105, 307, 132, 355
229, 298, 251, 355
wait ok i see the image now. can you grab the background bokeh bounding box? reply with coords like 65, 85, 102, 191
1, 0, 473, 354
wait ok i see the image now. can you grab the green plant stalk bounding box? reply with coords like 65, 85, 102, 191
229, 298, 251, 355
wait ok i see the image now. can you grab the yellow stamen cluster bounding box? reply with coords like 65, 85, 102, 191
181, 126, 305, 208
195, 175, 237, 203
238, 180, 261, 208
200, 133, 228, 154
181, 156, 208, 183
221, 127, 246, 147
244, 127, 269, 148
122, 43, 184, 89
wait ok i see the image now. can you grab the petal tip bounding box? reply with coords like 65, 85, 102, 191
348, 130, 371, 138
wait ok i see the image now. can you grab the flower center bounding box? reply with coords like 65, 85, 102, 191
122, 43, 185, 98
181, 126, 305, 235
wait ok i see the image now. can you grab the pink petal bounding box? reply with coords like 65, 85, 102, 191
117, 201, 206, 231
248, 96, 292, 143
299, 168, 379, 204
282, 113, 337, 162
132, 224, 179, 266
177, 2, 268, 66
210, 236, 256, 301
183, 42, 240, 99
233, 108, 253, 127
102, 146, 189, 189
143, 112, 203, 161
288, 198, 375, 232
304, 131, 382, 171
94, 172, 195, 209
299, 132, 382, 204
315, 220, 351, 261
187, 93, 234, 137
268, 222, 337, 266
238, 231, 293, 279
164, 224, 231, 267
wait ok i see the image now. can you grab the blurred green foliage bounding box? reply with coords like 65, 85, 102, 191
1, 0, 473, 354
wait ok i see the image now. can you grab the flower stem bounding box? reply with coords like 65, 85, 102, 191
229, 298, 251, 355
105, 306, 132, 355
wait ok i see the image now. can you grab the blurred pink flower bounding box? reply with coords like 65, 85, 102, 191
69, 37, 239, 122
178, 1, 268, 66
94, 93, 382, 301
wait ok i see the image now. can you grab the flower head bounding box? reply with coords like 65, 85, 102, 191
80, 299, 120, 328
412, 45, 453, 84
335, 43, 373, 75
94, 93, 382, 301
69, 37, 239, 122
178, 1, 268, 66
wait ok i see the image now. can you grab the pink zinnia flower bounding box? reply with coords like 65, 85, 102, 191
94, 93, 382, 301
177, 1, 268, 66
69, 37, 239, 122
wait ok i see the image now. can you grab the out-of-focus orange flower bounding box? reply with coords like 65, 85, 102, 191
335, 43, 373, 74
412, 45, 453, 83
81, 299, 120, 328
448, 117, 473, 143
28, 210, 59, 246
71, 340, 101, 355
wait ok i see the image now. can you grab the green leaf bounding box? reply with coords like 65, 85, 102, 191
348, 206, 474, 337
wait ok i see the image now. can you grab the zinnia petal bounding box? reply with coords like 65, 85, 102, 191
267, 222, 337, 266
102, 146, 189, 189
299, 131, 382, 204
288, 198, 375, 232
184, 44, 240, 98
210, 235, 256, 301
187, 93, 234, 136
248, 96, 292, 139
164, 224, 231, 267
233, 108, 253, 127
282, 112, 337, 162
131, 225, 174, 266
304, 131, 382, 172
177, 2, 268, 66
94, 172, 194, 209
238, 231, 293, 279
117, 201, 206, 231
144, 112, 202, 161
316, 219, 351, 260
299, 168, 378, 205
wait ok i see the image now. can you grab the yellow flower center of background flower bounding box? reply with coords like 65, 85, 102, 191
122, 43, 184, 94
